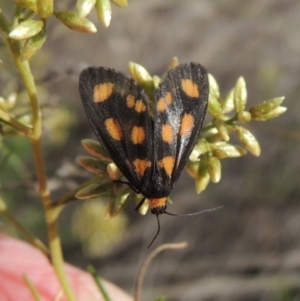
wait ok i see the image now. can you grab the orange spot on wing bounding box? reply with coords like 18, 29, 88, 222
181, 79, 199, 98
161, 124, 173, 143
158, 156, 175, 177
131, 126, 145, 144
105, 118, 122, 140
157, 92, 172, 112
180, 113, 194, 136
133, 159, 152, 177
126, 94, 135, 108
94, 83, 114, 102
148, 197, 167, 209
135, 100, 146, 113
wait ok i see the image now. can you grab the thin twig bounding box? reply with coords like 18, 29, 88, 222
134, 242, 188, 301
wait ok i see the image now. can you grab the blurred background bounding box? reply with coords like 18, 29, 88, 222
0, 0, 300, 300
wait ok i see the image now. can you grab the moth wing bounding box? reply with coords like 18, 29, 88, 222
79, 67, 154, 191
154, 63, 208, 187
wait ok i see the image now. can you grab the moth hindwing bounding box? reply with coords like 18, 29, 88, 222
79, 63, 209, 214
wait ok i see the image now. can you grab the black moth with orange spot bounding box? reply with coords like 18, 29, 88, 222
79, 63, 209, 246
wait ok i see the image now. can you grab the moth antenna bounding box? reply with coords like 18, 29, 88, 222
147, 214, 161, 249
164, 206, 223, 217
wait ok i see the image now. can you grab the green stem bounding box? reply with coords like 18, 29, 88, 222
23, 275, 43, 301
0, 10, 76, 301
87, 266, 112, 301
201, 115, 238, 133
0, 197, 49, 256
0, 109, 32, 135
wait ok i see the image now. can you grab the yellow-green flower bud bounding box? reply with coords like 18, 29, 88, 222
111, 0, 128, 7
185, 160, 199, 178
208, 74, 220, 100
189, 138, 210, 161
129, 62, 155, 98
95, 0, 111, 27
234, 76, 247, 113
54, 11, 97, 33
222, 88, 235, 114
129, 62, 152, 86
195, 157, 210, 193
18, 114, 32, 126
21, 27, 47, 61
138, 198, 149, 215
152, 76, 161, 89
249, 96, 285, 118
14, 0, 37, 12
235, 126, 261, 156
9, 20, 44, 40
76, 0, 96, 18
207, 156, 221, 183
208, 93, 223, 119
253, 106, 287, 121
237, 111, 251, 123
37, 0, 53, 19
216, 120, 229, 141
81, 139, 112, 162
107, 162, 123, 180
168, 57, 179, 70
211, 141, 247, 158
0, 93, 17, 111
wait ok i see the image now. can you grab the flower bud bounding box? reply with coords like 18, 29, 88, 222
107, 162, 123, 180
237, 111, 251, 123
207, 156, 221, 183
37, 0, 53, 19
137, 197, 149, 215
21, 27, 47, 61
222, 88, 235, 114
168, 57, 179, 70
208, 93, 223, 119
76, 0, 96, 18
9, 20, 44, 40
253, 106, 287, 121
189, 138, 210, 161
234, 76, 247, 112
211, 141, 247, 158
235, 126, 261, 156
111, 0, 128, 7
185, 160, 199, 178
195, 157, 210, 193
15, 0, 38, 12
208, 74, 220, 100
129, 62, 155, 97
249, 96, 285, 118
54, 11, 97, 33
95, 0, 111, 27
216, 120, 229, 141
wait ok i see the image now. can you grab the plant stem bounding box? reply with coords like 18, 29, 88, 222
0, 10, 77, 301
0, 197, 49, 256
134, 242, 188, 301
0, 109, 32, 135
